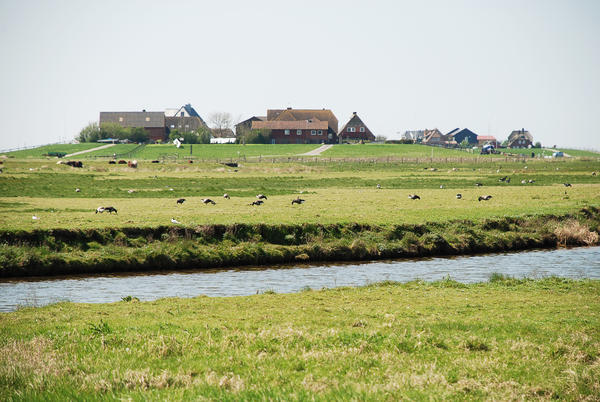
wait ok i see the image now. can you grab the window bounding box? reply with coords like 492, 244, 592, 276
296, 129, 302, 135
170, 124, 175, 128
145, 117, 150, 122
317, 130, 323, 135
311, 130, 316, 135
185, 125, 189, 128
360, 127, 365, 132
180, 112, 184, 117
284, 129, 290, 135
348, 127, 355, 132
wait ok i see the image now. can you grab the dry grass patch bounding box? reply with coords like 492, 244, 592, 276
554, 220, 599, 246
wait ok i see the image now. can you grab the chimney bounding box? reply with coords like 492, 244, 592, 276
287, 107, 292, 110
142, 109, 146, 112
353, 112, 357, 115
522, 128, 525, 133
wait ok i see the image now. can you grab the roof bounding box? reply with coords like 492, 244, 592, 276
339, 113, 375, 138
508, 129, 533, 142
251, 119, 329, 130
99, 112, 165, 128
477, 136, 497, 141
446, 128, 478, 139
269, 108, 338, 133
236, 116, 266, 126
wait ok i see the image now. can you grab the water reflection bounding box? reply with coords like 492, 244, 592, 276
1, 246, 598, 312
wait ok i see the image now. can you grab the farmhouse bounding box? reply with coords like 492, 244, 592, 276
99, 111, 166, 142
507, 128, 533, 148
446, 128, 478, 145
165, 104, 208, 134
251, 119, 329, 144
421, 129, 446, 145
248, 108, 339, 144
338, 112, 375, 142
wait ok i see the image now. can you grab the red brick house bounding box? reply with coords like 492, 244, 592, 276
338, 112, 375, 142
247, 108, 339, 144
251, 119, 330, 144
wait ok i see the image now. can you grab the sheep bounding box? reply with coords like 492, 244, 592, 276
256, 194, 268, 200
291, 198, 305, 205
176, 198, 186, 204
408, 194, 421, 200
202, 198, 216, 205
478, 195, 492, 201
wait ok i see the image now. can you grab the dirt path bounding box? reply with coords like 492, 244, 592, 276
65, 143, 115, 157
299, 144, 333, 156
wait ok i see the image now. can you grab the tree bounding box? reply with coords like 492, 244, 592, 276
209, 112, 233, 137
460, 138, 470, 148
238, 129, 271, 144
129, 127, 149, 143
77, 122, 101, 142
197, 126, 212, 144
534, 141, 542, 148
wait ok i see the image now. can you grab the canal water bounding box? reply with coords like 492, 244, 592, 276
1, 246, 599, 312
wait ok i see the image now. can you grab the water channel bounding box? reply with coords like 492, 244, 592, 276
1, 246, 599, 312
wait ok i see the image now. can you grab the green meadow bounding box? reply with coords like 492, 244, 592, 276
1, 278, 599, 400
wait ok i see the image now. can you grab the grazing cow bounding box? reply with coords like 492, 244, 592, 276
250, 200, 264, 206
103, 206, 118, 214
475, 183, 483, 187
499, 176, 508, 182
223, 193, 230, 199
256, 194, 268, 200
95, 207, 105, 214
108, 160, 116, 164
66, 161, 83, 168
202, 198, 216, 205
456, 193, 462, 199
176, 198, 186, 204
291, 198, 305, 205
528, 179, 535, 183
408, 194, 420, 200
563, 183, 572, 187
478, 195, 492, 202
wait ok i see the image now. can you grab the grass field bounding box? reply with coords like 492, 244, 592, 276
322, 144, 480, 158
0, 159, 598, 230
0, 143, 102, 158
1, 278, 598, 400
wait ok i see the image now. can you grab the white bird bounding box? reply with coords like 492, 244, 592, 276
171, 218, 180, 224
32, 215, 39, 220
439, 185, 444, 189
223, 193, 230, 199
127, 189, 135, 194
75, 188, 81, 192
376, 184, 381, 189
169, 188, 174, 191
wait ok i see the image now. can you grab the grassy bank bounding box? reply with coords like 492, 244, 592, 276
1, 207, 598, 278
1, 277, 599, 400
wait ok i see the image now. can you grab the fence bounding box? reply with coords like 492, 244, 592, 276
0, 141, 70, 154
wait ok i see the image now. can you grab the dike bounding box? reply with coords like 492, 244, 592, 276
0, 207, 598, 278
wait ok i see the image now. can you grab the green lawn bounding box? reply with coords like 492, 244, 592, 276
129, 144, 320, 160
322, 144, 479, 158
0, 143, 102, 158
82, 144, 140, 157
1, 278, 598, 400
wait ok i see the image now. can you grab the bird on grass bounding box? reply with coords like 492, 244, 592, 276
478, 195, 493, 202
291, 198, 305, 205
32, 215, 40, 220
250, 200, 264, 206
475, 183, 483, 187
563, 183, 572, 187
202, 198, 216, 205
408, 194, 420, 200
439, 185, 444, 189
75, 188, 81, 192
171, 218, 180, 224
223, 193, 230, 199
376, 184, 381, 189
256, 194, 268, 200
456, 193, 462, 199
176, 198, 186, 204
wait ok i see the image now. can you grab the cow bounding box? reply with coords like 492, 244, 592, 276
250, 200, 264, 206
202, 198, 216, 205
127, 160, 138, 168
256, 194, 268, 200
223, 194, 230, 199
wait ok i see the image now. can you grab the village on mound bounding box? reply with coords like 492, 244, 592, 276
96, 103, 538, 152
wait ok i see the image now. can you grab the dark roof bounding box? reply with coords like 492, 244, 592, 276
252, 119, 329, 130
508, 129, 533, 142
446, 128, 478, 139
99, 111, 165, 128
236, 116, 266, 127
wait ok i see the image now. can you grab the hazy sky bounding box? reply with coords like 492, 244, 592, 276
1, 0, 599, 150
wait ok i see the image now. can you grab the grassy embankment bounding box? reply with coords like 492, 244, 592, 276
0, 158, 599, 277
1, 277, 599, 400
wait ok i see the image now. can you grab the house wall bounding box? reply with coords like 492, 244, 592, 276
272, 129, 328, 144
144, 127, 167, 142
508, 137, 533, 148
453, 130, 478, 144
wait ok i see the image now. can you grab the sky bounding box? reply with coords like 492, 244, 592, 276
0, 0, 599, 150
